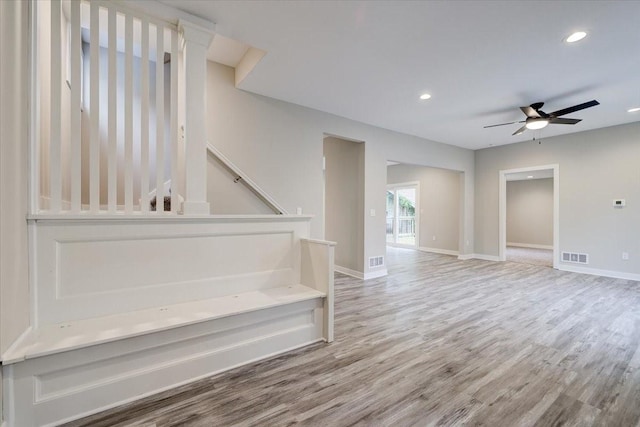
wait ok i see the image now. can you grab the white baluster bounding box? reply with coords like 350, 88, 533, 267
107, 6, 117, 213
50, 0, 62, 212
170, 29, 179, 213
89, 1, 100, 212
124, 13, 134, 214
140, 16, 150, 212
155, 24, 165, 212
70, 0, 81, 213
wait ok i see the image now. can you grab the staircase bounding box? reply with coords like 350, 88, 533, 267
0, 2, 335, 426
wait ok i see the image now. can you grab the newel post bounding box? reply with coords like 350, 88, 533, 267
178, 20, 214, 215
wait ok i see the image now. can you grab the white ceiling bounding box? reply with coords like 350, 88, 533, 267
160, 0, 640, 150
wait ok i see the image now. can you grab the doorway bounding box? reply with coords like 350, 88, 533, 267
499, 164, 559, 269
386, 183, 419, 247
323, 135, 365, 278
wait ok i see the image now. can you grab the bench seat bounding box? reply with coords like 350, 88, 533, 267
3, 284, 325, 364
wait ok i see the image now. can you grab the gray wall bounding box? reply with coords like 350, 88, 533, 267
475, 122, 640, 275
206, 61, 475, 275
324, 137, 365, 272
387, 164, 460, 252
506, 178, 553, 247
207, 153, 274, 214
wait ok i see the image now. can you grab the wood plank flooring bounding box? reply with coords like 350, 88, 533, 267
65, 248, 640, 427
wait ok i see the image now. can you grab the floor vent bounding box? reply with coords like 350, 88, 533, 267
562, 251, 589, 264
369, 256, 384, 268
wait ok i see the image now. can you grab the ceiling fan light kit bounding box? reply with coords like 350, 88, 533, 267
484, 99, 600, 136
525, 118, 549, 130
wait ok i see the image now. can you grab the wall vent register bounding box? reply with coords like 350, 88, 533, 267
369, 256, 385, 268
562, 252, 589, 264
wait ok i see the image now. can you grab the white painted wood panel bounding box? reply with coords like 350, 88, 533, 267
5, 299, 323, 427
34, 217, 310, 325
56, 232, 294, 296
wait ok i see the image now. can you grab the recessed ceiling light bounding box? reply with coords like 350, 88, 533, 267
527, 175, 534, 179
419, 93, 431, 100
566, 31, 587, 43
628, 107, 640, 113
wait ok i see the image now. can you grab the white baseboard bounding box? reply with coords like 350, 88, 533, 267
558, 264, 640, 282
458, 253, 500, 262
418, 246, 459, 256
334, 265, 388, 280
334, 265, 364, 279
507, 242, 553, 250
364, 269, 387, 280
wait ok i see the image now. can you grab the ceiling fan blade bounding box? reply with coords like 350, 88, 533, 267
520, 106, 540, 118
549, 117, 581, 125
483, 120, 524, 129
512, 125, 527, 136
549, 100, 600, 117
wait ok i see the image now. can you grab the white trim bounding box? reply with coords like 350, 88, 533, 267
457, 253, 500, 262
418, 246, 459, 256
334, 265, 364, 279
334, 265, 388, 280
364, 269, 388, 280
0, 327, 33, 364
472, 253, 501, 262
29, 0, 39, 215
114, 0, 215, 30
499, 164, 559, 269
507, 242, 553, 250
558, 264, 640, 282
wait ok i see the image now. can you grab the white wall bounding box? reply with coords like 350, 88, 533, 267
0, 1, 31, 419
475, 122, 640, 276
324, 137, 365, 272
507, 178, 553, 247
387, 164, 461, 252
206, 61, 475, 276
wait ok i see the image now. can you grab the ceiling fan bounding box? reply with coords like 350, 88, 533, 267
484, 100, 600, 136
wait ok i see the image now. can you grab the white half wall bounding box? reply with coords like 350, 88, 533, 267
206, 61, 475, 277
476, 122, 640, 276
506, 178, 553, 247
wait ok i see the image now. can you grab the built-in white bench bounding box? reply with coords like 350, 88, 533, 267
1, 215, 334, 427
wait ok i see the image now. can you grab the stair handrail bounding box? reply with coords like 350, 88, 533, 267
206, 143, 289, 215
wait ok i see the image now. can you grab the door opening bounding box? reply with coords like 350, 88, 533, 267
386, 183, 419, 248
499, 165, 559, 269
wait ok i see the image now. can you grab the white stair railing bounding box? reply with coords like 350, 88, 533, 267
37, 0, 185, 215
207, 143, 288, 215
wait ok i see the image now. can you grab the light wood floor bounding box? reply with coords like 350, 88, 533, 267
506, 246, 553, 268
66, 248, 640, 427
